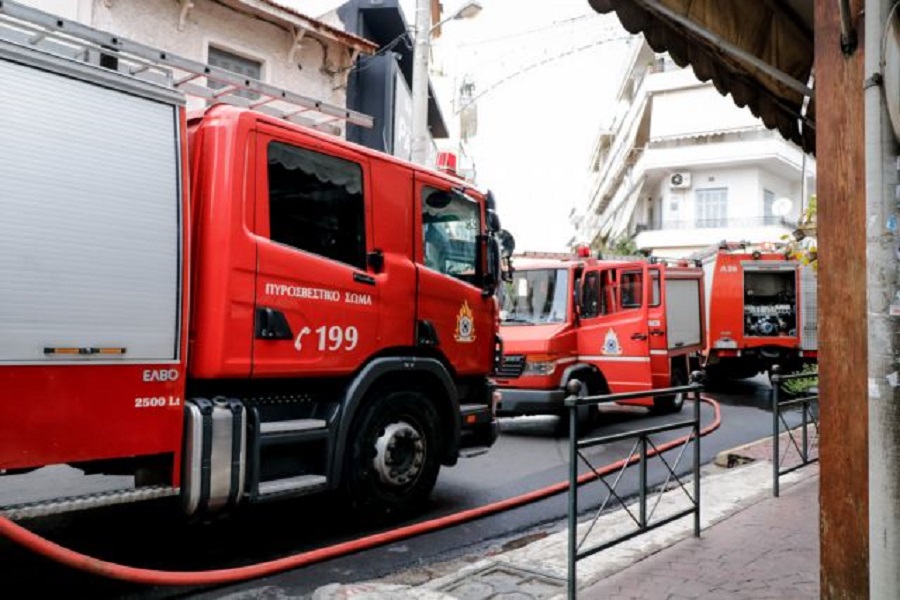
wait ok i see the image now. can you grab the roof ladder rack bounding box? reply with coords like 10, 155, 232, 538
0, 0, 373, 131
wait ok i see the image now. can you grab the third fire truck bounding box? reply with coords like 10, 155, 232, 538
693, 241, 818, 381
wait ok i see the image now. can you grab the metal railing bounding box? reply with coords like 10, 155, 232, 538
564, 376, 704, 599
650, 216, 796, 230
770, 365, 819, 497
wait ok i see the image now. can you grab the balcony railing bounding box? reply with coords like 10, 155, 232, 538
645, 216, 795, 231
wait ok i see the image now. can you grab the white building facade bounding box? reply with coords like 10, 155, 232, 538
572, 39, 816, 258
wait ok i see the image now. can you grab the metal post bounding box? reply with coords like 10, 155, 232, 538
772, 365, 780, 498
802, 397, 809, 464
567, 396, 578, 600
692, 378, 701, 537
410, 0, 431, 165
866, 3, 900, 594
639, 436, 647, 529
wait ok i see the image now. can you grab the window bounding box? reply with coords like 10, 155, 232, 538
422, 187, 480, 284
208, 46, 261, 100
763, 189, 777, 225
499, 269, 570, 325
695, 187, 728, 228
267, 141, 366, 269
650, 271, 661, 307
580, 272, 602, 319
620, 271, 643, 309
580, 271, 615, 318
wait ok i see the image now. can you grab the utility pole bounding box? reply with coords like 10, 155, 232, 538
865, 0, 900, 596
410, 0, 431, 165
410, 1, 482, 166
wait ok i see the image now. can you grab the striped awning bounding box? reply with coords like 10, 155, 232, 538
589, 0, 815, 155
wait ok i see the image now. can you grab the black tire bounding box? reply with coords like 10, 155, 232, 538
702, 364, 724, 389
342, 389, 442, 521
554, 380, 599, 437
652, 369, 686, 415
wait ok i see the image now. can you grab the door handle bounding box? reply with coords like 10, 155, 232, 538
353, 272, 376, 286
650, 329, 665, 336
631, 333, 648, 341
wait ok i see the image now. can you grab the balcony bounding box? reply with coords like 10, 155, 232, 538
653, 216, 796, 230
634, 216, 796, 256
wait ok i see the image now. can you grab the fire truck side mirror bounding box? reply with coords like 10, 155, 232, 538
486, 209, 501, 232
497, 229, 515, 283
498, 229, 515, 258
485, 189, 497, 211
482, 235, 502, 297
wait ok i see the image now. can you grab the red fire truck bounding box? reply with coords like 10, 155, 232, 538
493, 250, 705, 428
0, 2, 509, 520
693, 242, 818, 381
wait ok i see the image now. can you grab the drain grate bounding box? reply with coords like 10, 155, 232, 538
435, 563, 566, 600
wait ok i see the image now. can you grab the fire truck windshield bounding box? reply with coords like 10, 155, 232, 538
499, 268, 570, 325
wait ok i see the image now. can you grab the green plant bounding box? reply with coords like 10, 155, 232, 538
780, 362, 818, 396
781, 194, 817, 272
599, 235, 639, 257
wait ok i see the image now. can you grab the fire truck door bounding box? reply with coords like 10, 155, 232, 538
646, 266, 669, 388
251, 129, 381, 376
577, 264, 653, 394
414, 175, 494, 375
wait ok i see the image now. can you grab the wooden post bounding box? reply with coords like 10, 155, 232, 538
815, 0, 870, 596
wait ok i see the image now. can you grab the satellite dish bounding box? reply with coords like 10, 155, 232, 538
772, 197, 793, 217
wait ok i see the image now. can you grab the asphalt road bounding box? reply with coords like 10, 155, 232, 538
0, 375, 804, 599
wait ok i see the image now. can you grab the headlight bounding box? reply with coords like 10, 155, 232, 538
522, 354, 557, 376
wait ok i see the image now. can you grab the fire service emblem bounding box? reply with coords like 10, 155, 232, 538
602, 328, 622, 355
454, 301, 476, 343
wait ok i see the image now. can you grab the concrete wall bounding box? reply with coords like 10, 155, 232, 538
656, 167, 778, 226
18, 0, 349, 134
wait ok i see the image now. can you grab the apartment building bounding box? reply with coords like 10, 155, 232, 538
572, 39, 815, 258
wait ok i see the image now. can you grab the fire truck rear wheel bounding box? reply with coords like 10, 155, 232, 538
343, 389, 442, 521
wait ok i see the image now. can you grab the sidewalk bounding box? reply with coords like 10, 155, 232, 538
312, 435, 820, 600
578, 472, 818, 599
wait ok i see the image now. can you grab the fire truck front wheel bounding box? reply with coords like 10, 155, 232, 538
343, 389, 442, 521
554, 378, 600, 436
652, 369, 686, 415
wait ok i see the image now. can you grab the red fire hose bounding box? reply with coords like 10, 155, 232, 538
0, 397, 721, 587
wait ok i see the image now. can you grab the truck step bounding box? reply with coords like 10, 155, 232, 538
257, 475, 327, 497
1, 485, 178, 521
259, 419, 327, 435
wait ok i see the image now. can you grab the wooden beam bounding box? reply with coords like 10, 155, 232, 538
815, 0, 869, 597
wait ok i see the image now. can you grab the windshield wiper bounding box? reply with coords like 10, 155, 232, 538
501, 316, 535, 325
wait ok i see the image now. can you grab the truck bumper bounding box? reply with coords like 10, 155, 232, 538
495, 388, 567, 417
459, 403, 499, 451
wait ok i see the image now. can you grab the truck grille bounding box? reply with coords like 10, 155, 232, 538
497, 354, 526, 378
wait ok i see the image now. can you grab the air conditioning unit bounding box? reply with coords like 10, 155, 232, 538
669, 172, 692, 189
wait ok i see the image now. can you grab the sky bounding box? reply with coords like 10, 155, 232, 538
418, 0, 633, 253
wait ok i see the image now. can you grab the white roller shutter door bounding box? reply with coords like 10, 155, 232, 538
0, 58, 181, 363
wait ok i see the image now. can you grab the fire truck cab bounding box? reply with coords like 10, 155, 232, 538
0, 1, 509, 520
494, 253, 705, 427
